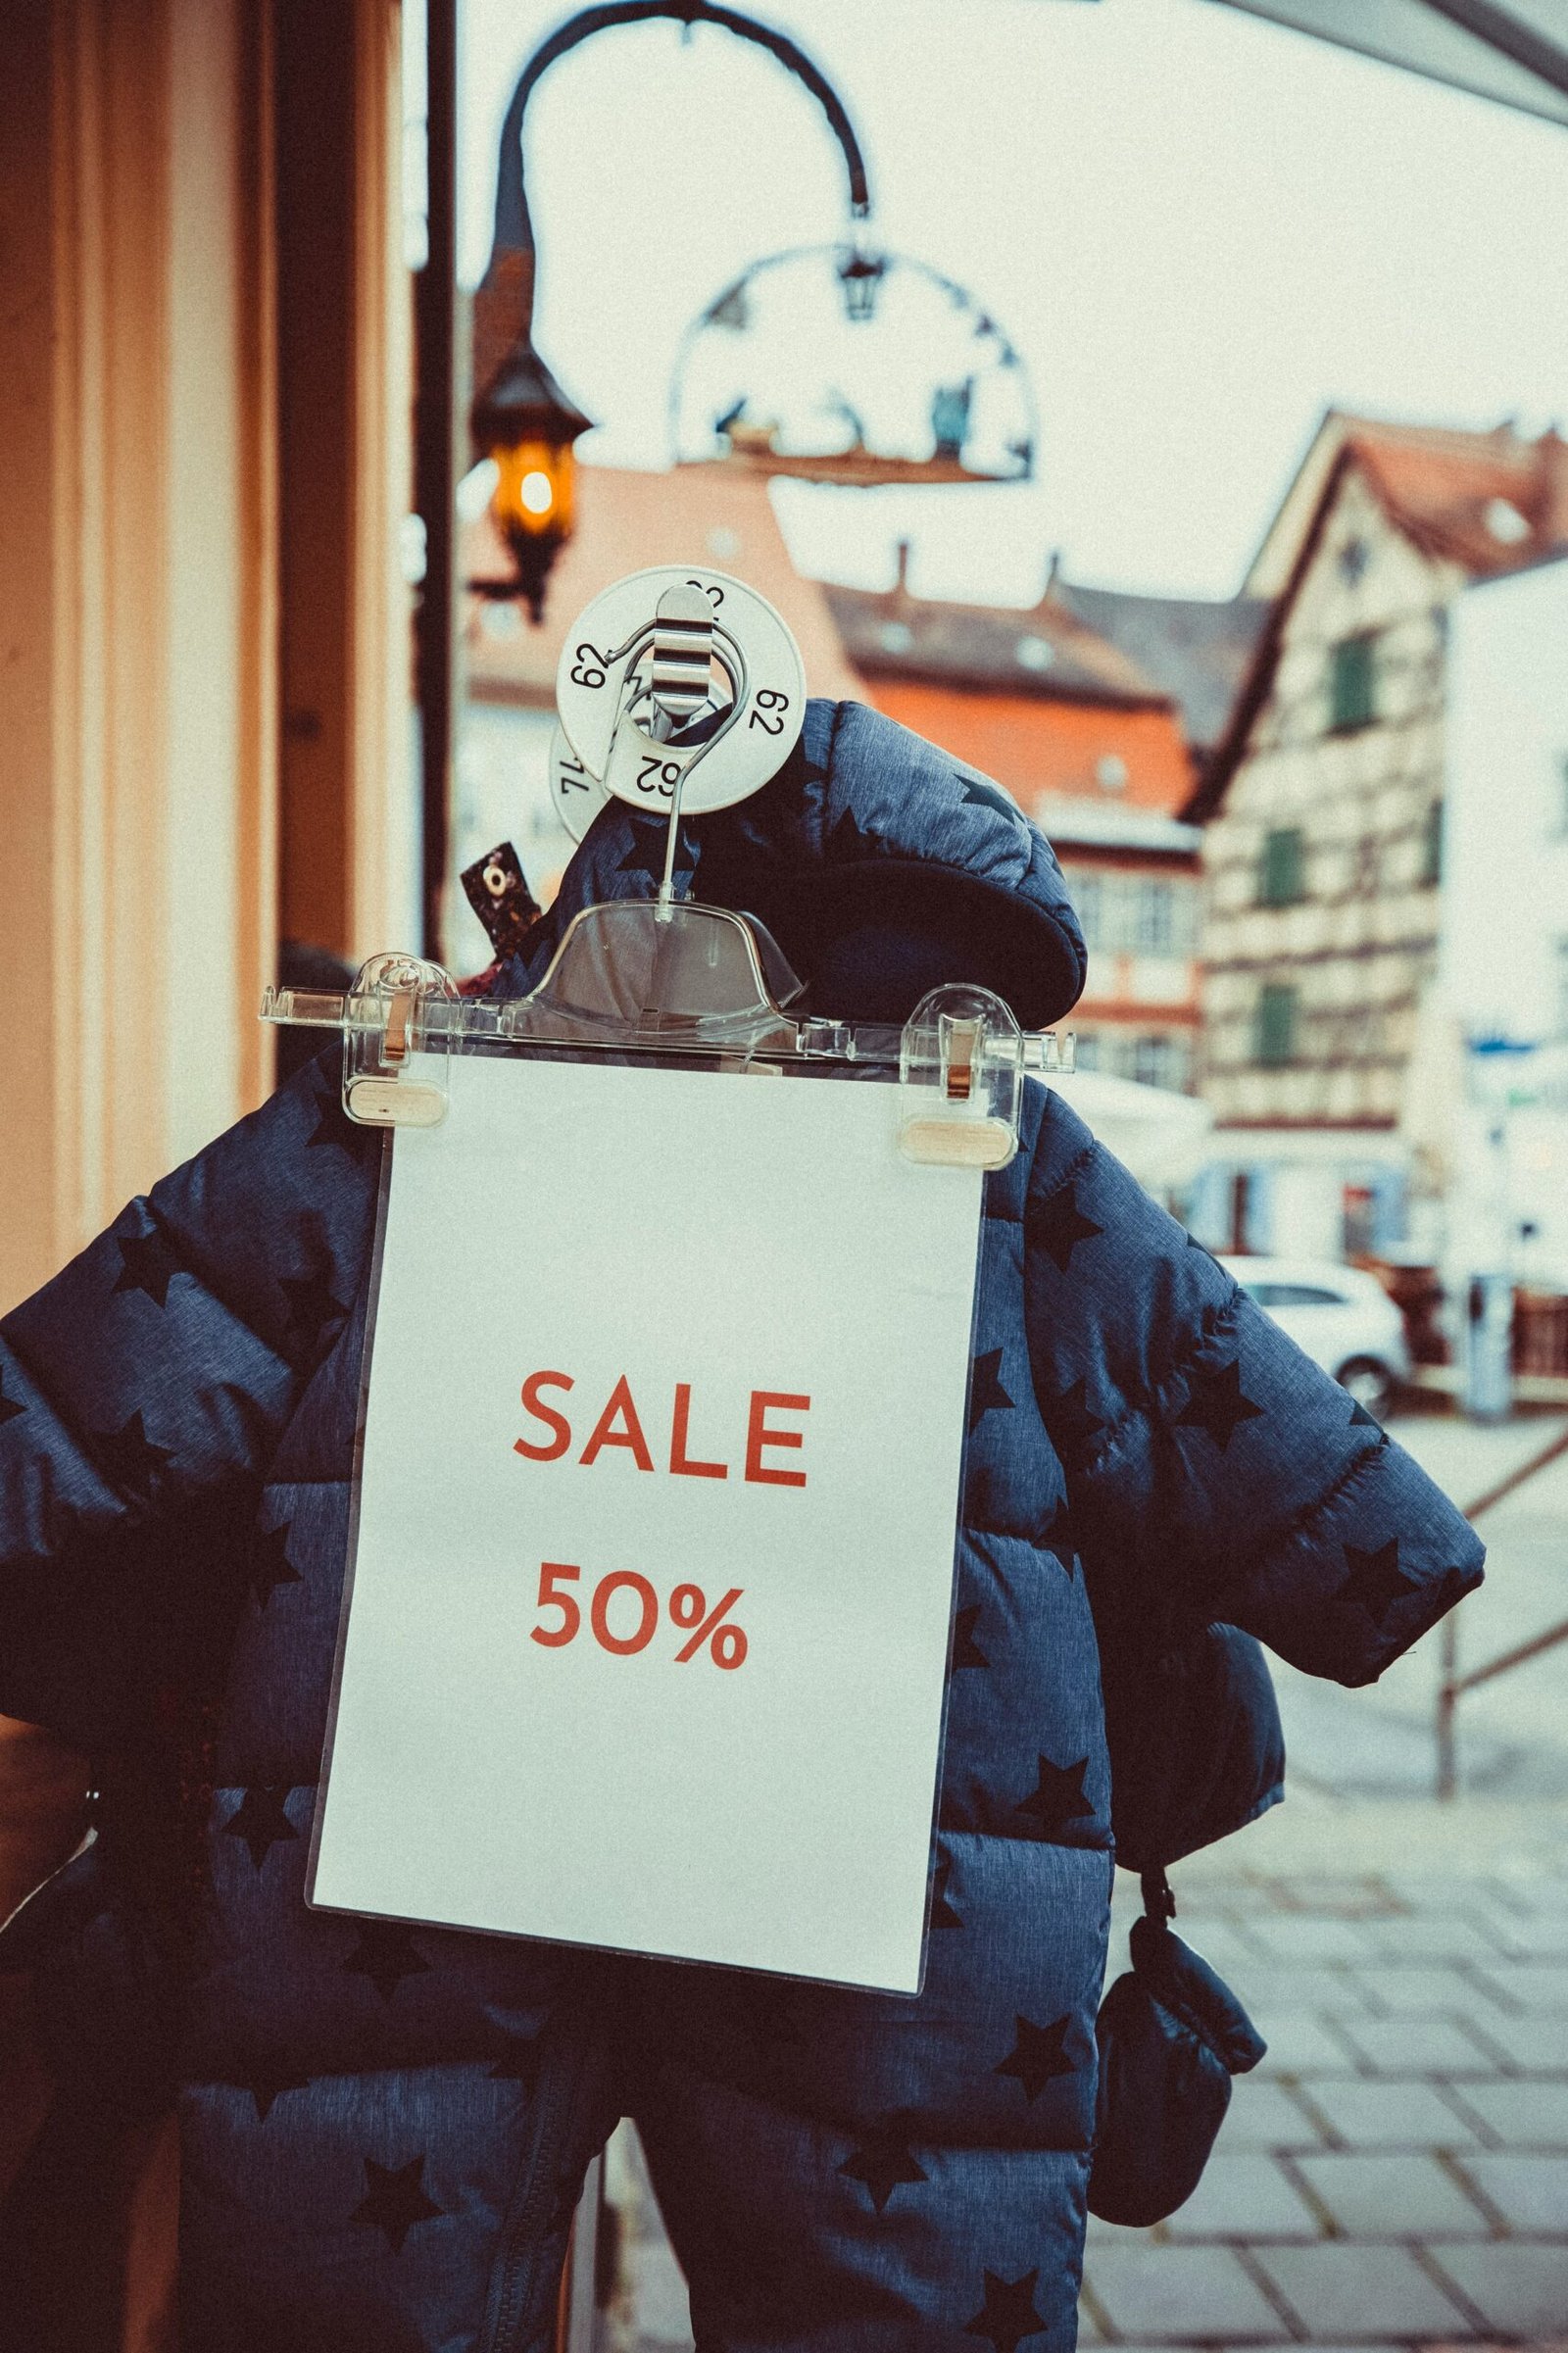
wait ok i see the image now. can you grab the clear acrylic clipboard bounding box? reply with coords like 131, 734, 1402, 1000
263, 568, 1075, 1996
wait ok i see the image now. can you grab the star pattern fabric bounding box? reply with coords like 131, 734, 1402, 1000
1342, 1536, 1420, 1621
968, 1348, 1015, 1433
1029, 1184, 1104, 1275
306, 1082, 365, 1162
1039, 1499, 1078, 1578
1173, 1359, 1265, 1450
826, 805, 884, 862
343, 1921, 432, 2004
351, 2154, 443, 2255
93, 1410, 173, 1498
994, 2014, 1073, 2101
1013, 1753, 1092, 1838
930, 1853, 963, 1930
112, 1224, 182, 1309
250, 1519, 302, 1609
222, 1785, 301, 1872
489, 2036, 545, 2088
236, 2056, 312, 2123
616, 822, 694, 886
956, 773, 1028, 832
839, 2128, 929, 2216
278, 1262, 350, 1352
1050, 1378, 1106, 1454
950, 1603, 990, 1673
963, 2267, 1049, 2350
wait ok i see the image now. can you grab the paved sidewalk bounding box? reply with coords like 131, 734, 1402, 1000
1081, 1792, 1568, 2349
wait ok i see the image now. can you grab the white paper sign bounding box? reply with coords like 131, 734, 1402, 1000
309, 1055, 982, 1991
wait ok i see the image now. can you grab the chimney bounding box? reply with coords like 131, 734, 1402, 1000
894, 537, 912, 600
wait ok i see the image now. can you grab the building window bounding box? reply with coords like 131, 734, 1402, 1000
1255, 982, 1298, 1066
1258, 826, 1305, 907
1419, 800, 1444, 887
1133, 879, 1174, 955
1073, 872, 1102, 953
1133, 1033, 1188, 1091
1328, 634, 1376, 732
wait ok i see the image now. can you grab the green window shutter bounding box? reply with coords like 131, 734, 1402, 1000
1256, 982, 1298, 1066
1259, 826, 1304, 906
1420, 799, 1444, 886
1329, 635, 1376, 731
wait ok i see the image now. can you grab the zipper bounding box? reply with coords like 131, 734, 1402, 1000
478, 2037, 578, 2353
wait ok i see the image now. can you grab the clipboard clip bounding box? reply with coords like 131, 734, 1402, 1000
338, 953, 459, 1127
899, 986, 1073, 1170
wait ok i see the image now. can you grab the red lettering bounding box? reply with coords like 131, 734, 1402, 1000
514, 1370, 573, 1461
579, 1374, 655, 1471
745, 1391, 809, 1488
669, 1383, 728, 1480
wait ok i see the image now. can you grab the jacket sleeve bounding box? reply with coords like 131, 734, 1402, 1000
0, 1055, 381, 1733
1022, 1091, 1483, 1688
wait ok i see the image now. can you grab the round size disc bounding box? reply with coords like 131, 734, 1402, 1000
554, 564, 805, 818
549, 721, 610, 844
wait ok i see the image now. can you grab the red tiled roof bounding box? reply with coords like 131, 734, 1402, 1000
864, 679, 1195, 819
1346, 417, 1568, 575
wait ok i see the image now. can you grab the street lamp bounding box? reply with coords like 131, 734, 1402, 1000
470, 0, 872, 618
470, 244, 592, 620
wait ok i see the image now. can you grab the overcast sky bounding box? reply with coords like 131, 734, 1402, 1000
454, 0, 1568, 606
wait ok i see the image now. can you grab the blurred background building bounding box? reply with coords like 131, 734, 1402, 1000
1186, 414, 1568, 1264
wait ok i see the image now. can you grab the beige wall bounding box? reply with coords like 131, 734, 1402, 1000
0, 0, 409, 1313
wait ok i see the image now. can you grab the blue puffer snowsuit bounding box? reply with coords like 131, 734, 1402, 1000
0, 702, 1483, 2352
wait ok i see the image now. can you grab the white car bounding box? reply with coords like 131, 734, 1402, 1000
1220, 1255, 1411, 1419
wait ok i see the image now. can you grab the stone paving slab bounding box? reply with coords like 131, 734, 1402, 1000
1292, 2079, 1484, 2151
1161, 2157, 1323, 2244
1082, 2246, 1291, 2342
1470, 1964, 1568, 2013
1459, 2009, 1568, 2072
1348, 1966, 1501, 2019
1331, 2019, 1500, 2077
1247, 2244, 1474, 2338
1290, 2153, 1489, 2238
1427, 2240, 1568, 2334
1447, 2077, 1568, 2148
1220, 2079, 1329, 2151
1250, 2013, 1364, 2079
1451, 2152, 1568, 2233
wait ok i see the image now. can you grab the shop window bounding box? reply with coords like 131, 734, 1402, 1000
1255, 982, 1298, 1066
1419, 799, 1444, 886
1258, 826, 1304, 907
1328, 634, 1376, 733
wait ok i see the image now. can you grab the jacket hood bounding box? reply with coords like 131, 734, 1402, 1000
501, 698, 1087, 1028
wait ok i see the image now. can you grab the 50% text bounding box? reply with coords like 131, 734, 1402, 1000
530, 1563, 749, 1670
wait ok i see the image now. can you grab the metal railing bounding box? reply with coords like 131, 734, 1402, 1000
1436, 1420, 1568, 1798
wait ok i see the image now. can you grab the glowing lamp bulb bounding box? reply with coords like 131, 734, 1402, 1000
519, 469, 554, 516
